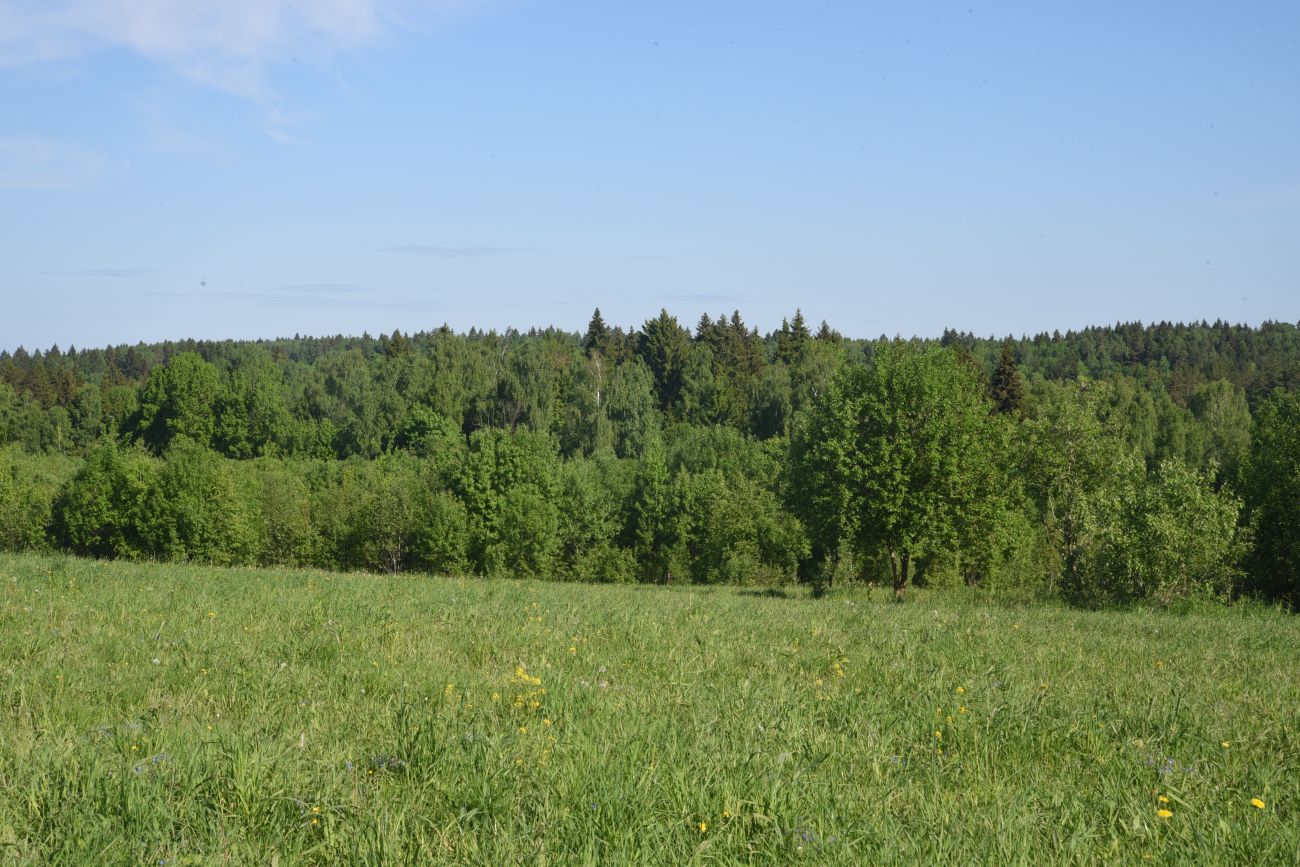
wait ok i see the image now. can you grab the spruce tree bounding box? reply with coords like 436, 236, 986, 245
583, 308, 610, 354
990, 339, 1027, 417
777, 309, 811, 364
814, 320, 841, 342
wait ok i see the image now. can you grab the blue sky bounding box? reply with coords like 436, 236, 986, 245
2, 0, 1298, 351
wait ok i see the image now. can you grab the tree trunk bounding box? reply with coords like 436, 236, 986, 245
891, 550, 910, 600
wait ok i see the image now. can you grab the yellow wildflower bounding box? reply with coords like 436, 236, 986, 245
1157, 795, 1169, 804
1251, 798, 1265, 809
1156, 809, 1172, 819
698, 822, 708, 833
955, 686, 965, 695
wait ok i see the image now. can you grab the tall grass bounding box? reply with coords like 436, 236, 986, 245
0, 553, 1295, 864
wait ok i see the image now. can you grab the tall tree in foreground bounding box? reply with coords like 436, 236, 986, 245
790, 341, 996, 599
1241, 390, 1300, 606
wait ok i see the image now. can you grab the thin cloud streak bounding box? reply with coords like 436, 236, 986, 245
38, 267, 159, 278
139, 281, 444, 311
382, 244, 528, 257
0, 136, 104, 189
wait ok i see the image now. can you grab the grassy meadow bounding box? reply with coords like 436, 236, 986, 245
0, 553, 1296, 865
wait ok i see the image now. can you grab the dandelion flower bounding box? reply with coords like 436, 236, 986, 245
1220, 741, 1229, 749
1157, 795, 1169, 803
698, 822, 708, 833
1156, 809, 1173, 819
955, 686, 965, 695
1251, 798, 1265, 809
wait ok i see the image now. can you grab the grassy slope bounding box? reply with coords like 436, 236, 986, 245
0, 553, 1296, 865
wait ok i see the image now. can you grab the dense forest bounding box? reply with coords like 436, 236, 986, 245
2, 311, 1298, 606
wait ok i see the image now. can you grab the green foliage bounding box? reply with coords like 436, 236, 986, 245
675, 469, 807, 584
492, 487, 561, 578
456, 429, 562, 575
791, 341, 999, 597
0, 314, 1295, 600
1187, 380, 1252, 485
140, 438, 261, 565
53, 440, 157, 559
134, 352, 227, 453
636, 309, 691, 411
604, 359, 661, 459
1241, 390, 1300, 605
989, 339, 1027, 416
1025, 380, 1142, 594
393, 406, 461, 458
0, 446, 70, 551
627, 442, 682, 582
248, 458, 320, 567
1090, 460, 1242, 603
412, 489, 470, 575
556, 457, 635, 583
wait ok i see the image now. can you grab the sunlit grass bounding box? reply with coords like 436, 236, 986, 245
1, 553, 1296, 864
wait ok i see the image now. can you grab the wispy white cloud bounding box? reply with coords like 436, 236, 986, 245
1, 2, 382, 74
0, 135, 104, 189
0, 1, 476, 138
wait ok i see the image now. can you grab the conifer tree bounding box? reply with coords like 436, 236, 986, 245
777, 309, 811, 364
990, 339, 1027, 417
814, 320, 841, 342
583, 308, 610, 353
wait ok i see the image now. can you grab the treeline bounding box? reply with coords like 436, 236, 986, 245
1, 311, 1298, 605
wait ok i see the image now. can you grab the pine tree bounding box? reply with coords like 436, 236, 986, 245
989, 339, 1027, 417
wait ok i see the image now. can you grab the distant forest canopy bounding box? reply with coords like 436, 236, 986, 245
1, 311, 1298, 607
